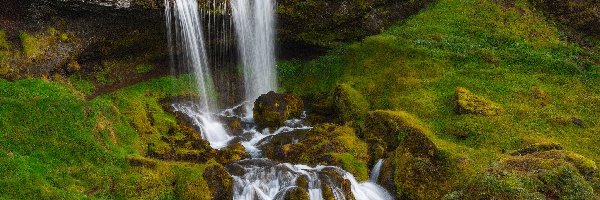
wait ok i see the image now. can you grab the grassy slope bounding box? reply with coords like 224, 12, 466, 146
280, 0, 600, 171
0, 76, 215, 199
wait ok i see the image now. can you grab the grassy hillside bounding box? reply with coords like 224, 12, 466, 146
0, 76, 221, 199
279, 0, 600, 197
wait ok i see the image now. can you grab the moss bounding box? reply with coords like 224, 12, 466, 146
202, 162, 233, 200
510, 142, 563, 156
455, 87, 503, 116
334, 84, 370, 122
364, 110, 433, 158
126, 156, 157, 168
463, 150, 598, 199
261, 124, 370, 181
253, 91, 304, 128
135, 64, 154, 74
283, 187, 310, 200
19, 32, 43, 59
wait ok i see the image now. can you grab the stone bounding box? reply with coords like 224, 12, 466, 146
203, 164, 233, 200
454, 87, 503, 116
253, 91, 304, 129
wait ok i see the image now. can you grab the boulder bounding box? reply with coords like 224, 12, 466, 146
203, 164, 234, 200
364, 110, 435, 159
216, 143, 250, 165
260, 123, 370, 181
454, 87, 503, 116
333, 84, 370, 123
461, 149, 599, 199
283, 187, 309, 200
253, 91, 304, 129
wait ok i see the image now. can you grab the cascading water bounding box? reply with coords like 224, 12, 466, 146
231, 0, 278, 116
229, 159, 394, 200
369, 159, 384, 183
164, 0, 231, 149
166, 0, 393, 198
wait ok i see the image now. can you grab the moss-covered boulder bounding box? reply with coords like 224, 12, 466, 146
460, 149, 599, 199
216, 142, 251, 165
379, 136, 457, 199
253, 91, 304, 129
261, 124, 370, 181
283, 187, 310, 200
454, 87, 503, 116
334, 84, 370, 123
364, 110, 435, 160
203, 164, 233, 200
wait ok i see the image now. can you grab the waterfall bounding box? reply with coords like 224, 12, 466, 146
231, 0, 278, 116
369, 159, 384, 183
230, 159, 394, 200
166, 0, 393, 198
164, 0, 231, 149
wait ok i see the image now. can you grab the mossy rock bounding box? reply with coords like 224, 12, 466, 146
364, 110, 435, 159
261, 123, 370, 181
334, 84, 370, 123
203, 164, 233, 200
461, 150, 598, 200
283, 187, 310, 200
381, 148, 457, 199
216, 143, 251, 165
253, 91, 304, 129
454, 87, 503, 116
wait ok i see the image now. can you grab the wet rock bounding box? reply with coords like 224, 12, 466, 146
365, 110, 436, 158
203, 164, 233, 200
146, 124, 218, 163
333, 84, 369, 123
320, 168, 356, 200
261, 124, 370, 181
216, 143, 250, 165
454, 87, 503, 116
253, 91, 304, 129
283, 187, 310, 200
219, 116, 244, 136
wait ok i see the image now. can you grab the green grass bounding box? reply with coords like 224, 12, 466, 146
0, 75, 215, 199
280, 0, 600, 176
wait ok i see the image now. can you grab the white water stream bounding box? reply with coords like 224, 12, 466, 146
165, 0, 392, 198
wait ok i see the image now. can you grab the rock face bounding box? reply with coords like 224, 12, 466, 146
530, 0, 600, 38
253, 91, 304, 129
277, 0, 435, 47
454, 87, 503, 116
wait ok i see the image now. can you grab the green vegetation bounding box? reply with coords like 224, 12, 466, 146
280, 0, 600, 198
0, 76, 222, 199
